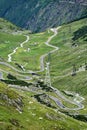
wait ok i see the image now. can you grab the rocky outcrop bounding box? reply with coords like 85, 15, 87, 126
0, 93, 23, 112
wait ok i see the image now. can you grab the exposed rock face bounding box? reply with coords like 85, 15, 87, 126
0, 0, 87, 32
0, 93, 23, 112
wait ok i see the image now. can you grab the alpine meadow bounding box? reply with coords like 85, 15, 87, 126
0, 0, 87, 130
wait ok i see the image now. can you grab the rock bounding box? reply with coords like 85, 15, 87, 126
0, 93, 23, 111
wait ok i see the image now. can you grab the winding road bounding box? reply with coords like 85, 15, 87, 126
0, 27, 85, 110
0, 68, 32, 81
49, 86, 84, 110
38, 27, 60, 72
8, 35, 29, 62
0, 27, 60, 74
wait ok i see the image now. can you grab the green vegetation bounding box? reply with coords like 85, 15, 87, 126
72, 25, 87, 41
12, 30, 53, 70
49, 18, 87, 96
0, 82, 19, 100
0, 18, 20, 33
0, 17, 87, 130
43, 17, 87, 120
0, 32, 26, 60
0, 0, 87, 32
0, 18, 53, 71
1, 81, 87, 130
1, 79, 32, 87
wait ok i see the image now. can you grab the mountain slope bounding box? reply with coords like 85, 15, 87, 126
49, 18, 87, 97
0, 0, 87, 32
1, 82, 87, 130
0, 18, 87, 130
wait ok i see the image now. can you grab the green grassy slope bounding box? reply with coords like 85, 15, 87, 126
0, 18, 53, 72
49, 18, 87, 97
0, 18, 55, 72
0, 32, 26, 59
40, 18, 87, 119
1, 82, 87, 130
0, 18, 87, 130
44, 17, 87, 122
0, 18, 31, 79
12, 30, 53, 70
0, 18, 26, 60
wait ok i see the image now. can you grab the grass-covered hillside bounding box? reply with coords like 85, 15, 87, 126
0, 82, 87, 130
0, 0, 87, 32
0, 18, 26, 60
48, 18, 87, 120
0, 18, 53, 76
49, 18, 87, 97
0, 18, 87, 130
